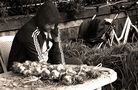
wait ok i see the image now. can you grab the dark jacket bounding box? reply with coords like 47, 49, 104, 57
8, 0, 63, 70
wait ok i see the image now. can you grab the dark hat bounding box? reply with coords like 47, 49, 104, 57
35, 0, 62, 28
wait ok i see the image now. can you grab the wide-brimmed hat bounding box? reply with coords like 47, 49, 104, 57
35, 0, 62, 28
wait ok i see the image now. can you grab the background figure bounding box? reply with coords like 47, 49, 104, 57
78, 18, 107, 47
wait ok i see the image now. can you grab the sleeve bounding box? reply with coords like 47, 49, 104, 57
7, 33, 41, 71
22, 29, 43, 61
22, 41, 40, 61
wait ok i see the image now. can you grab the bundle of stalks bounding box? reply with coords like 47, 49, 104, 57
63, 41, 138, 90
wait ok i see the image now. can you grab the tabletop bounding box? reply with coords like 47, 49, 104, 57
0, 66, 117, 90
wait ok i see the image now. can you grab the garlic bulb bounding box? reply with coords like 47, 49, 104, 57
51, 70, 60, 79
62, 75, 72, 85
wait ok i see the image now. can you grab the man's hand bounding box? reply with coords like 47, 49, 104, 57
51, 24, 60, 42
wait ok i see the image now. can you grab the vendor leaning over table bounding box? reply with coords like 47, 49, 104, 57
7, 0, 65, 71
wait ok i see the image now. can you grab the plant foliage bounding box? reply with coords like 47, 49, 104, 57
63, 41, 138, 90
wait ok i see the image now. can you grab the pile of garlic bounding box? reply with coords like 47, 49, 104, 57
12, 61, 102, 85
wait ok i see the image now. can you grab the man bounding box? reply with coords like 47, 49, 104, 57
78, 18, 107, 47
8, 0, 65, 70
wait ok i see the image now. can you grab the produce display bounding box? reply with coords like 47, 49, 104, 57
12, 61, 102, 85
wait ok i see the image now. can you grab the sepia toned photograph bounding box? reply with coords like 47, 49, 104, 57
0, 0, 138, 90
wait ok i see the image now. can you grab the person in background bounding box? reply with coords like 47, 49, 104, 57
78, 18, 107, 47
7, 0, 65, 70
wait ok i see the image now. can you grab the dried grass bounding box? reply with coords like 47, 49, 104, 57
63, 41, 138, 90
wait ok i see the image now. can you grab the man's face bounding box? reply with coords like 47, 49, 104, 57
44, 24, 55, 32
